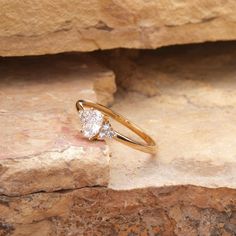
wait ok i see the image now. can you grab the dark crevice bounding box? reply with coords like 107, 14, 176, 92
0, 185, 107, 198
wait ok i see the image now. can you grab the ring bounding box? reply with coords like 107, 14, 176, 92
76, 100, 157, 154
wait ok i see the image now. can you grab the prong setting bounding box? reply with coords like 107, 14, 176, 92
78, 108, 115, 140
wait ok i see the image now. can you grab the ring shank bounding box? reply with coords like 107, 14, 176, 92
76, 100, 157, 154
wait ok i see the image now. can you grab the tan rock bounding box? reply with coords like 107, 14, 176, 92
108, 42, 236, 190
1, 43, 236, 235
0, 55, 116, 196
1, 1, 236, 56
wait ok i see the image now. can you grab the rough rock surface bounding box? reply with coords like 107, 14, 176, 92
1, 43, 236, 235
1, 1, 236, 56
0, 186, 236, 235
0, 55, 116, 196
107, 42, 236, 190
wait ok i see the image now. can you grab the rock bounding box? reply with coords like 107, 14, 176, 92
0, 54, 116, 196
0, 186, 235, 235
1, 43, 236, 235
108, 42, 236, 190
0, 1, 236, 56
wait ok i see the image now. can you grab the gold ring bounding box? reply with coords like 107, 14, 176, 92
76, 100, 157, 154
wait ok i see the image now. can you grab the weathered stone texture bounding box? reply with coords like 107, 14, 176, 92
0, 1, 236, 56
107, 42, 236, 191
0, 55, 116, 196
0, 186, 235, 236
1, 43, 236, 235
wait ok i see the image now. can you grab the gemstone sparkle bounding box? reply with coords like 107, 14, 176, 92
98, 123, 115, 139
79, 109, 104, 139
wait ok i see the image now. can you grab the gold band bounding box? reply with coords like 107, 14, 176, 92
76, 100, 157, 154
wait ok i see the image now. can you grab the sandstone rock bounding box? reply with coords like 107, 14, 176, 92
108, 42, 236, 190
1, 1, 236, 56
1, 43, 236, 235
0, 186, 235, 235
0, 55, 116, 196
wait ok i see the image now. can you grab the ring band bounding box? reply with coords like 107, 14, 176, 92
76, 100, 157, 154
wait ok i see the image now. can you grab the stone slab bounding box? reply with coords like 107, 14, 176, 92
0, 55, 116, 196
0, 1, 236, 56
107, 42, 236, 190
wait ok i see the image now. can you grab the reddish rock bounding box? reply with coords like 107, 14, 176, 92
0, 186, 235, 235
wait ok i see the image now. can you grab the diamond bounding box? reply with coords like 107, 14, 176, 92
98, 123, 115, 139
79, 109, 104, 139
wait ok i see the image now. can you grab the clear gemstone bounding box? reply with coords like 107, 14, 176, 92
98, 123, 115, 139
79, 109, 104, 139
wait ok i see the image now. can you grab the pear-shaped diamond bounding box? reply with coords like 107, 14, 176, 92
79, 109, 104, 139
98, 123, 115, 139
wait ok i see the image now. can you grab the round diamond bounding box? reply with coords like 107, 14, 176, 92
79, 109, 104, 139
